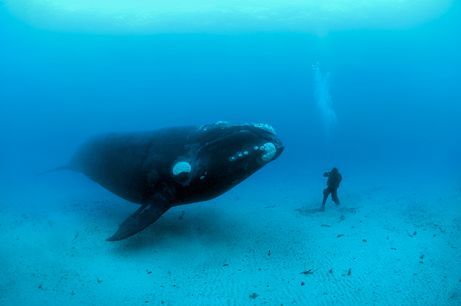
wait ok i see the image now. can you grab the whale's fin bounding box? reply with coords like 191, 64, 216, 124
106, 201, 170, 241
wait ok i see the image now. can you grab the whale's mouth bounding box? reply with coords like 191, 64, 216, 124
197, 122, 283, 166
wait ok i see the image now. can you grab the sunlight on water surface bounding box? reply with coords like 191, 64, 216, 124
4, 0, 454, 33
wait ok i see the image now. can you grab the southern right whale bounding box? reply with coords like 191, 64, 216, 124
64, 122, 284, 241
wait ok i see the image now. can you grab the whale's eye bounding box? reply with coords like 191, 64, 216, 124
172, 161, 192, 176
260, 142, 276, 162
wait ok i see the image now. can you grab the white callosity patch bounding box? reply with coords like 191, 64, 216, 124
199, 121, 229, 132
172, 161, 192, 176
229, 143, 276, 162
252, 123, 276, 134
229, 149, 251, 162
214, 121, 229, 127
260, 142, 276, 162
4, 0, 454, 33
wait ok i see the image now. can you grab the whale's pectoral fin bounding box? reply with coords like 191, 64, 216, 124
106, 202, 170, 241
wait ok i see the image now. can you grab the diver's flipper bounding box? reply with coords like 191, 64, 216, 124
106, 202, 170, 241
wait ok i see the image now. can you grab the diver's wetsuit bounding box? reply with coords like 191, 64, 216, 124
321, 168, 342, 210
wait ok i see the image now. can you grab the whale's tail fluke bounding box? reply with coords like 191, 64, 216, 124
36, 165, 72, 177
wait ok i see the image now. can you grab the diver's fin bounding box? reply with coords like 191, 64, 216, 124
106, 202, 170, 241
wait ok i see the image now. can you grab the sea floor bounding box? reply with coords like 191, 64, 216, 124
1, 174, 461, 305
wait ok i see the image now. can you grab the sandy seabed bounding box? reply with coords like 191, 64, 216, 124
1, 174, 460, 306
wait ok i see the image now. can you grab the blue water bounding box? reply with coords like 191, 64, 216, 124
1, 5, 460, 178
1, 2, 461, 305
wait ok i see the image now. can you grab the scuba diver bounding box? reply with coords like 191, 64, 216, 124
321, 167, 342, 211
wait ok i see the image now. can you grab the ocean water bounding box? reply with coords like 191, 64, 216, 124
1, 1, 461, 305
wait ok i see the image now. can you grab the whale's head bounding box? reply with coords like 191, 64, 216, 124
171, 122, 284, 202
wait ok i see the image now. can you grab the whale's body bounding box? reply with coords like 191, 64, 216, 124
69, 122, 284, 241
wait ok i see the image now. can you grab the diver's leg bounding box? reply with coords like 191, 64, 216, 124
332, 189, 340, 205
321, 188, 329, 211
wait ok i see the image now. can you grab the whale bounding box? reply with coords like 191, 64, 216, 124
65, 122, 284, 241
